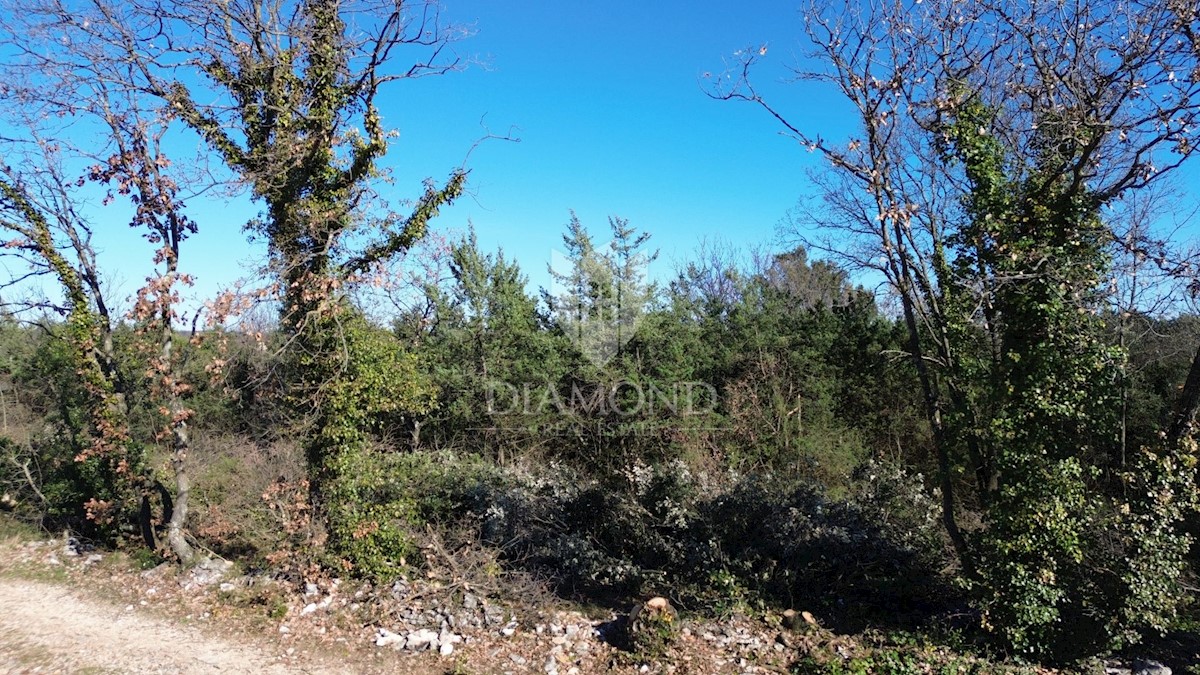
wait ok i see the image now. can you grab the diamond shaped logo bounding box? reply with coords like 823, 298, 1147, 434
547, 240, 648, 366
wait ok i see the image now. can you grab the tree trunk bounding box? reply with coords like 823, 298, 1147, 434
164, 321, 195, 563
166, 433, 194, 564
1168, 343, 1200, 447
159, 261, 195, 564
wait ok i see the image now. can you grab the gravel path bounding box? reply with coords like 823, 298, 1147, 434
0, 578, 337, 674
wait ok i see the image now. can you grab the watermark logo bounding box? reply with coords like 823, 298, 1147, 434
476, 379, 725, 436
486, 380, 719, 418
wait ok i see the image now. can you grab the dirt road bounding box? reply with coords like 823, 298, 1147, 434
0, 578, 338, 674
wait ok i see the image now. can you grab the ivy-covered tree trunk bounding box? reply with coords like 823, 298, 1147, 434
0, 178, 143, 543
146, 0, 464, 577
944, 96, 1197, 659
716, 0, 1200, 658
0, 13, 212, 559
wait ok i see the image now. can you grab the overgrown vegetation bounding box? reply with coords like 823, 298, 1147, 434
0, 0, 1199, 670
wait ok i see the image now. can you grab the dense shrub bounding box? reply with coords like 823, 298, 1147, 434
0, 331, 147, 545
189, 436, 309, 563
443, 454, 951, 627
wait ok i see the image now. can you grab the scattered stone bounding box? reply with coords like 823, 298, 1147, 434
1133, 659, 1172, 675
405, 628, 440, 651
184, 557, 233, 588
463, 593, 478, 611
141, 562, 172, 579
375, 627, 404, 648
300, 603, 318, 616
510, 654, 527, 666
218, 582, 235, 593
304, 582, 319, 598
439, 641, 455, 656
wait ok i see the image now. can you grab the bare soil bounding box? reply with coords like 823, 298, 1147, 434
0, 576, 342, 674
0, 526, 1076, 675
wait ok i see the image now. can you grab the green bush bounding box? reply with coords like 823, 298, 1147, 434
319, 447, 506, 581
454, 454, 950, 626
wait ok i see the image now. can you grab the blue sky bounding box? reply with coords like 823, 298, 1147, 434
381, 0, 857, 287
89, 0, 848, 309
59, 1, 1200, 315
386, 1, 843, 283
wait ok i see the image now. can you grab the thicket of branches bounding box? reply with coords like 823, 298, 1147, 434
0, 0, 1199, 667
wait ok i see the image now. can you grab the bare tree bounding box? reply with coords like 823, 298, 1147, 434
670, 238, 747, 319
712, 0, 1200, 567
0, 141, 139, 533
1, 0, 482, 572
0, 6, 212, 560
1103, 182, 1198, 467
712, 0, 976, 558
